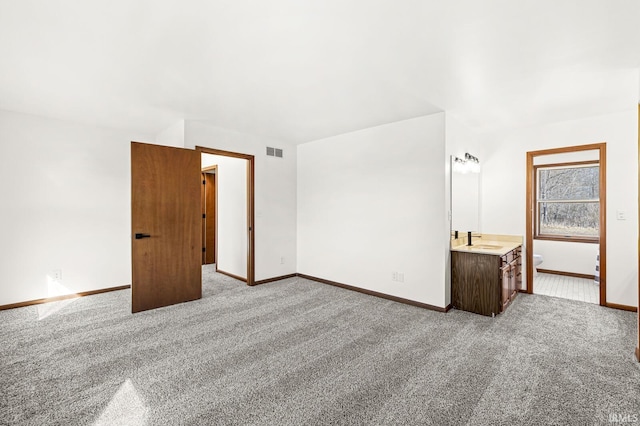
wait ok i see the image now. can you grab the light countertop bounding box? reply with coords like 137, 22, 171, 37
451, 237, 522, 256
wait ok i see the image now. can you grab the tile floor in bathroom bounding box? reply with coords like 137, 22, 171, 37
533, 272, 599, 305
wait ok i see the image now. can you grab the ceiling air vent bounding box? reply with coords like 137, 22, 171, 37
266, 147, 284, 158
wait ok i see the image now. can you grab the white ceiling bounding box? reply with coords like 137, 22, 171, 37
0, 0, 638, 143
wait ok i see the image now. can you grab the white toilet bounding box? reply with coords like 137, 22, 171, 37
533, 254, 544, 276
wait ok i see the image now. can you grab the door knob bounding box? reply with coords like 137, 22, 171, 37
135, 233, 151, 239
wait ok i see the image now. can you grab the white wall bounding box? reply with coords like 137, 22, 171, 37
155, 120, 185, 148
185, 121, 297, 281
480, 109, 638, 307
0, 109, 153, 305
533, 240, 598, 276
297, 114, 448, 308
202, 154, 247, 278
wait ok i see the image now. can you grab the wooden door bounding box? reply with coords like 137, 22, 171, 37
204, 173, 216, 264
131, 142, 202, 313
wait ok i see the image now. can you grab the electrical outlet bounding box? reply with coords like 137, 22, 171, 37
280, 256, 285, 264
616, 210, 626, 220
392, 272, 397, 281
398, 273, 404, 283
52, 269, 62, 281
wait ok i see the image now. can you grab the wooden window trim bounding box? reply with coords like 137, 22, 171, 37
533, 234, 599, 244
533, 160, 600, 244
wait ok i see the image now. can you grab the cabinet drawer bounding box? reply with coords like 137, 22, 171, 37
501, 247, 521, 266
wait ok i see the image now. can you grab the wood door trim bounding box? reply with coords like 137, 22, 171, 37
526, 153, 534, 294
201, 173, 206, 264
197, 147, 254, 161
202, 172, 216, 264
599, 144, 607, 307
526, 143, 606, 306
637, 104, 640, 362
196, 146, 255, 286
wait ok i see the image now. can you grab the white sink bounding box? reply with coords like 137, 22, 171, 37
470, 244, 503, 250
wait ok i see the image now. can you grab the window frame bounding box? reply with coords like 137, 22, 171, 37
533, 160, 600, 244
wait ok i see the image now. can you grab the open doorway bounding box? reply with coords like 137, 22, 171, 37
526, 143, 606, 306
201, 165, 216, 265
197, 146, 255, 286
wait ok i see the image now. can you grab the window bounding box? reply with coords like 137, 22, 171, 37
535, 161, 599, 243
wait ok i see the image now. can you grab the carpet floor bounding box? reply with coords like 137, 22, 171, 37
1, 265, 638, 425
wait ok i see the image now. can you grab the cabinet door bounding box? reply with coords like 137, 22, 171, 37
515, 255, 522, 292
509, 259, 518, 300
501, 265, 511, 311
452, 251, 502, 316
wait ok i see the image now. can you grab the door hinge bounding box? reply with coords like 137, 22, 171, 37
202, 179, 205, 185
202, 247, 206, 253
202, 213, 206, 218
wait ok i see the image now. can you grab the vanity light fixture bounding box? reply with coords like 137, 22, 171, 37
453, 153, 481, 174
453, 156, 467, 173
464, 153, 479, 163
464, 152, 481, 173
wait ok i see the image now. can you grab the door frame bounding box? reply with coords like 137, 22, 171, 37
636, 104, 640, 362
525, 143, 606, 306
197, 146, 255, 286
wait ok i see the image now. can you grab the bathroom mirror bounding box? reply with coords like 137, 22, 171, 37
451, 155, 480, 234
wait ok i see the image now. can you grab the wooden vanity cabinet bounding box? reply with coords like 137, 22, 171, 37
452, 246, 522, 316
